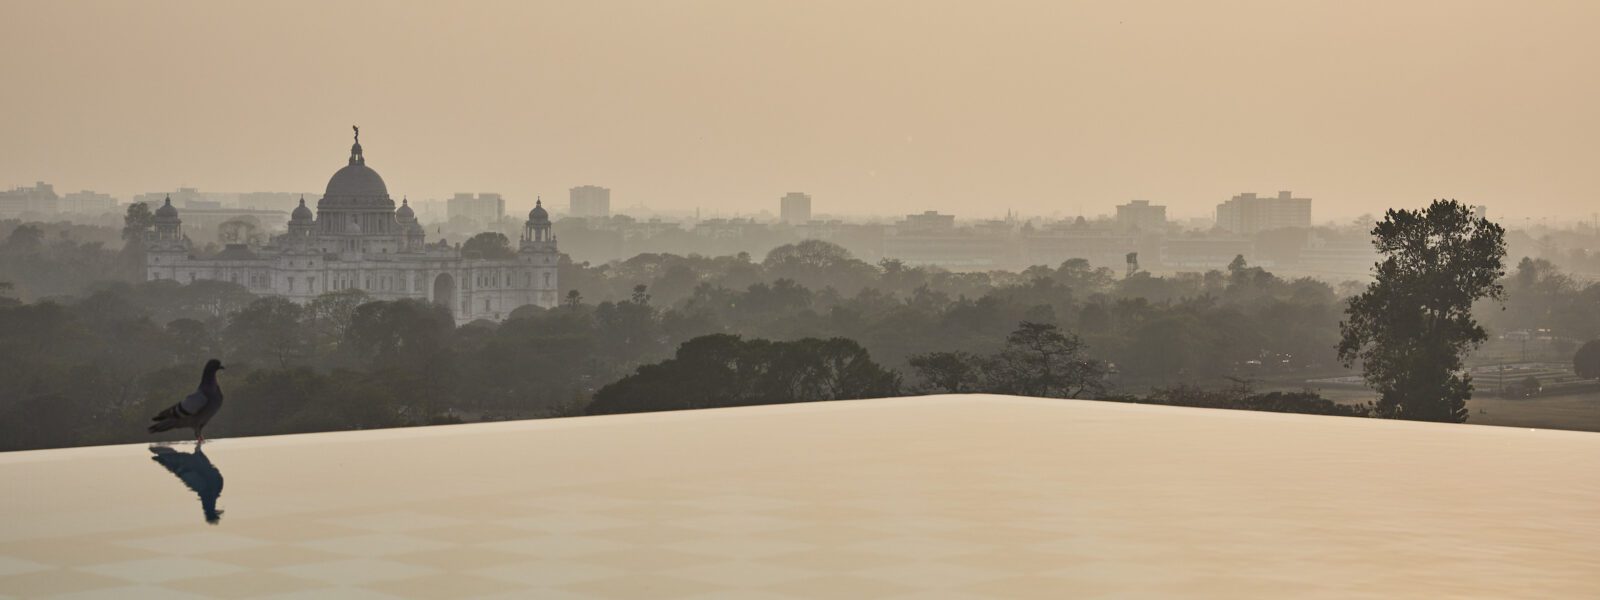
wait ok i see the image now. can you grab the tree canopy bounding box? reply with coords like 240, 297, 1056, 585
587, 334, 901, 415
461, 232, 515, 259
1338, 200, 1506, 422
909, 322, 1107, 398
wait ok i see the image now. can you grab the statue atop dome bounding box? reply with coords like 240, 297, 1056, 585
348, 125, 366, 166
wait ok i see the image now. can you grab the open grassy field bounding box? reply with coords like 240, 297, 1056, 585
1302, 386, 1600, 433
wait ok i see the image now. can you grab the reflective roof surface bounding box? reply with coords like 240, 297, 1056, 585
2, 395, 1598, 598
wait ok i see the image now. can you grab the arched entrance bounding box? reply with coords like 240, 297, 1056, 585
432, 273, 456, 313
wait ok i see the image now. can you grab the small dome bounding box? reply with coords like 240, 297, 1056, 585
291, 197, 313, 221
528, 198, 549, 221
396, 198, 415, 221
154, 196, 179, 220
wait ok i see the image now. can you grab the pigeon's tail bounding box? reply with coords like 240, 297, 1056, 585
148, 420, 176, 433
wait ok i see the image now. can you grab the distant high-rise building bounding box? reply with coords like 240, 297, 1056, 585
59, 190, 117, 214
570, 185, 611, 218
1115, 200, 1167, 231
0, 182, 59, 217
447, 193, 505, 225
780, 192, 812, 225
1216, 191, 1311, 234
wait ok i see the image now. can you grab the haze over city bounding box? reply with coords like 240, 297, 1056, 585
5, 2, 1600, 597
4, 0, 1599, 220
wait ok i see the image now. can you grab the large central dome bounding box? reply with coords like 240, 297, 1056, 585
325, 163, 388, 197
320, 129, 391, 207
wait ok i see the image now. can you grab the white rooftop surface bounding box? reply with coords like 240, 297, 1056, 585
2, 395, 1597, 599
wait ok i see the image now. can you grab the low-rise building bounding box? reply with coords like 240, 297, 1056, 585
1115, 200, 1167, 232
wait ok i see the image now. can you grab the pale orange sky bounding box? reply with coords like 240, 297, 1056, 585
2, 0, 1597, 221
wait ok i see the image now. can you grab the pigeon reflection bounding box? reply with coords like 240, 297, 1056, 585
148, 445, 225, 524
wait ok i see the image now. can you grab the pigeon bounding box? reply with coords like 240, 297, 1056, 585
149, 445, 225, 524
149, 359, 226, 443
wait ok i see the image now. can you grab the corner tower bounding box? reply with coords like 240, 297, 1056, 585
519, 197, 560, 308
521, 198, 554, 250
148, 196, 186, 250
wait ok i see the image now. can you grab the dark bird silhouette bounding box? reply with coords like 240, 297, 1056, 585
149, 445, 224, 524
149, 359, 226, 443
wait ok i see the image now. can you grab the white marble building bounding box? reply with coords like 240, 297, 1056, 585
145, 130, 560, 323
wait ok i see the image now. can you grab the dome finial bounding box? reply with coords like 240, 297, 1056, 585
349, 125, 364, 165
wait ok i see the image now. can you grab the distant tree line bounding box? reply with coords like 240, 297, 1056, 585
0, 200, 1584, 450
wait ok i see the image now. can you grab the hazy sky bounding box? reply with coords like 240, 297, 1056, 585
2, 0, 1598, 221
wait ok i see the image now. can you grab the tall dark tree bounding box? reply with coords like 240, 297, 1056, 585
121, 202, 154, 244
1338, 200, 1506, 422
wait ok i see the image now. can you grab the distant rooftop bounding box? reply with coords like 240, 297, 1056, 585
1, 396, 1596, 598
